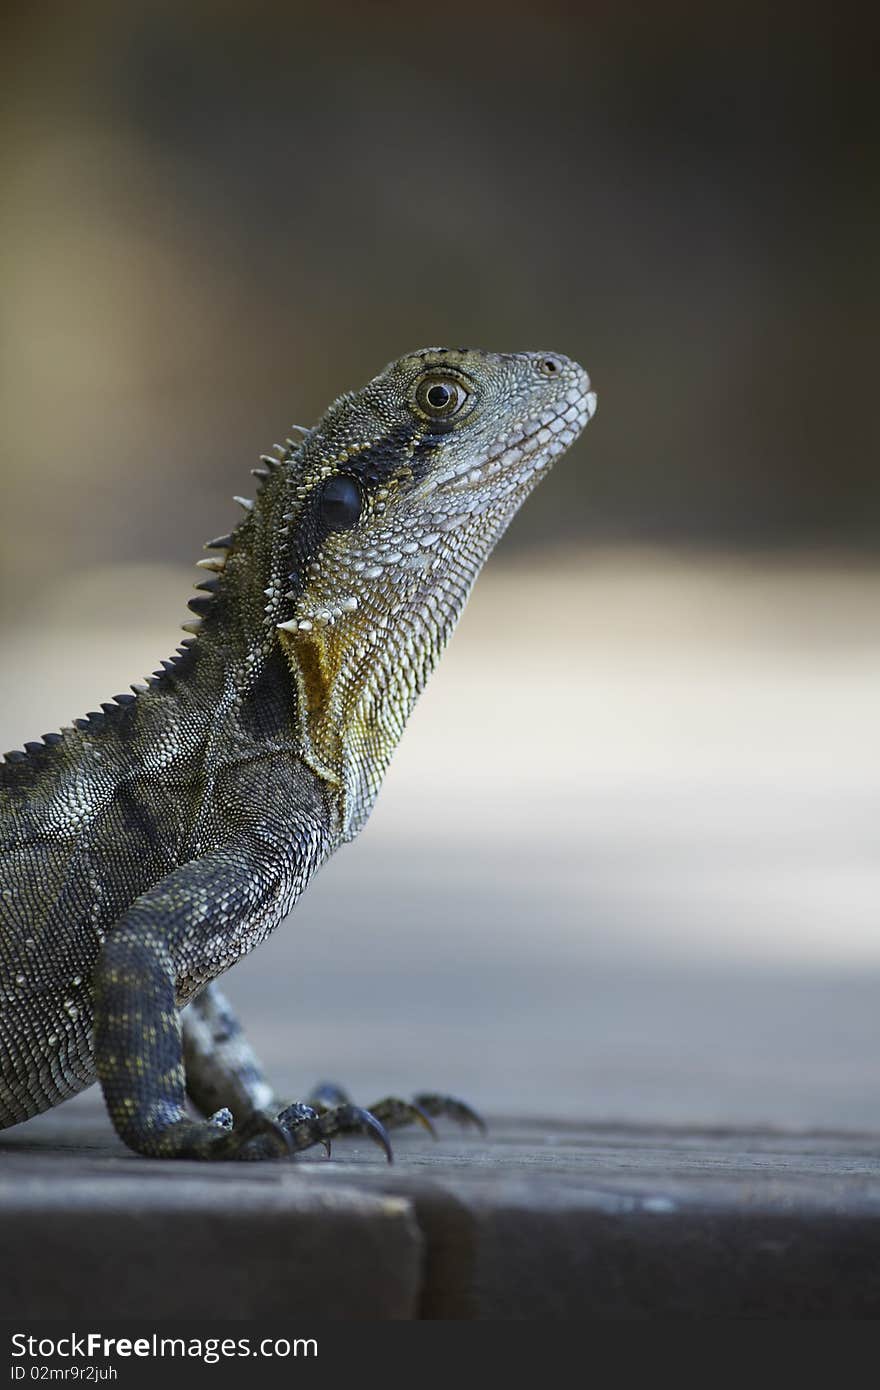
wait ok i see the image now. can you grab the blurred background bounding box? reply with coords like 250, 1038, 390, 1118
2, 1, 879, 1131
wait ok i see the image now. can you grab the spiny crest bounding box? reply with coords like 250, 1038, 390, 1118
1, 423, 313, 772
2, 342, 598, 784
177, 425, 310, 638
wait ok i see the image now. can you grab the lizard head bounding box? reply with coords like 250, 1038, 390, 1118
267, 347, 596, 834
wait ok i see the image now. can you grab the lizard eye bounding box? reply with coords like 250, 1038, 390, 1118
318, 475, 363, 530
415, 377, 467, 418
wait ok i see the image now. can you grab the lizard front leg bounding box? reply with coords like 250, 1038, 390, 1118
94, 845, 392, 1161
93, 845, 299, 1159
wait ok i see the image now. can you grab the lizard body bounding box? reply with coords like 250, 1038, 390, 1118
0, 347, 595, 1159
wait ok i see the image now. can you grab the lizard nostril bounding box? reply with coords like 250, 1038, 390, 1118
536, 356, 561, 376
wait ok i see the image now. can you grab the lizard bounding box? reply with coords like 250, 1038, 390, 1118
0, 347, 596, 1161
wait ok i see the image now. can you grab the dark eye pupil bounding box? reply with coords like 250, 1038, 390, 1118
427, 383, 453, 408
319, 475, 362, 530
416, 376, 467, 418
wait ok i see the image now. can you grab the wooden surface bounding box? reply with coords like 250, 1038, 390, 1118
3, 1095, 880, 1319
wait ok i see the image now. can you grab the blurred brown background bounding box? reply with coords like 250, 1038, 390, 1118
3, 1, 880, 1131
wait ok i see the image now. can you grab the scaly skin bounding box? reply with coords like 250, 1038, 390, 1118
0, 347, 596, 1159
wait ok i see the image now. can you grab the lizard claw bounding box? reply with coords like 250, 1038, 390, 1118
406, 1101, 437, 1138
367, 1096, 438, 1138
348, 1106, 394, 1164
275, 1101, 393, 1163
413, 1092, 487, 1134
305, 1078, 481, 1140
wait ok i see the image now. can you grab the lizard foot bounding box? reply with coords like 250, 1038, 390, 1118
308, 1081, 487, 1136
128, 1110, 294, 1160
413, 1092, 487, 1134
276, 1100, 393, 1163
219, 1110, 295, 1161
141, 1102, 388, 1161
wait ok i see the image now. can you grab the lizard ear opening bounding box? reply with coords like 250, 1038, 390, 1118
318, 476, 363, 531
